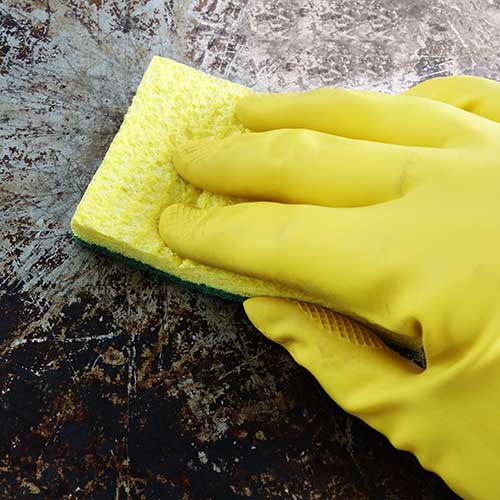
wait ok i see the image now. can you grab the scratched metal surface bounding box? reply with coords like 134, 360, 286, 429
2, 0, 499, 498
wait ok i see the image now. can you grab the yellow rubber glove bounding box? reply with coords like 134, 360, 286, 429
160, 75, 500, 499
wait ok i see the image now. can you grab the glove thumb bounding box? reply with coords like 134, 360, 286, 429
243, 297, 421, 423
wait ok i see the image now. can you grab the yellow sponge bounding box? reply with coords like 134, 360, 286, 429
71, 57, 316, 302
71, 56, 419, 350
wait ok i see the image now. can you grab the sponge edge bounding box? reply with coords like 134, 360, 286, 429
71, 56, 421, 351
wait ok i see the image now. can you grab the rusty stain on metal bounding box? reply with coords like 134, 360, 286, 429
3, 0, 500, 497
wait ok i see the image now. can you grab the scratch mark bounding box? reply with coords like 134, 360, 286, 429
447, 20, 469, 49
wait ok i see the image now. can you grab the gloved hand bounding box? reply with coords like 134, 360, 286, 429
160, 75, 500, 499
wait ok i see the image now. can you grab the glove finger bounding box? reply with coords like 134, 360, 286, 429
159, 201, 419, 344
173, 129, 437, 208
236, 88, 483, 148
244, 297, 421, 424
405, 75, 500, 123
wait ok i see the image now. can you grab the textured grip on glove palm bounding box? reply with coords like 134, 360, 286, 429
293, 301, 385, 349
